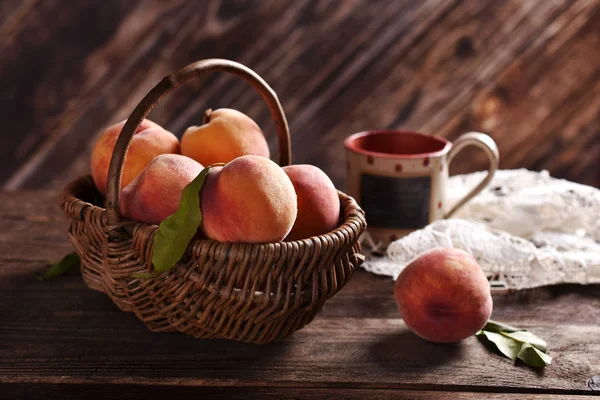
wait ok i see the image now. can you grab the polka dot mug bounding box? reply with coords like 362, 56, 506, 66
344, 130, 499, 245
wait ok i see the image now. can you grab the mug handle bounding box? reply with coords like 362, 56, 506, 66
444, 132, 499, 218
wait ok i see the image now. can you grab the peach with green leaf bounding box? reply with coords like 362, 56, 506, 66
200, 155, 297, 243
120, 154, 204, 225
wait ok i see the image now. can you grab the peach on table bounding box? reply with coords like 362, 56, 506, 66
394, 248, 493, 343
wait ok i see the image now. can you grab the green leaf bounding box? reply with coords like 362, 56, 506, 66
477, 330, 522, 361
517, 343, 552, 368
151, 165, 211, 273
483, 319, 548, 352
482, 319, 520, 333
501, 330, 547, 353
477, 319, 552, 368
38, 252, 80, 281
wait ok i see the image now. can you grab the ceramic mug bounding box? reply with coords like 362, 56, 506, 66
344, 130, 499, 244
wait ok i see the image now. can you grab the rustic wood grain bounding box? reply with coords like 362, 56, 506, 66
1, 384, 596, 400
0, 0, 598, 191
0, 191, 598, 397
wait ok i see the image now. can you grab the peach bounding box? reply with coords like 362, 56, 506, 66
181, 108, 269, 166
282, 165, 340, 240
91, 119, 180, 195
120, 154, 204, 225
394, 248, 493, 343
201, 155, 297, 243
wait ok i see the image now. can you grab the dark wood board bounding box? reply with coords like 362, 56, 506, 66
1, 384, 598, 400
0, 190, 598, 399
1, 0, 599, 191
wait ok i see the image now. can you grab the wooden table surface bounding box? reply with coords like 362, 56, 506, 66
1, 190, 599, 399
1, 0, 599, 191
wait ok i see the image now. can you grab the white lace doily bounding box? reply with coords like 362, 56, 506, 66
362, 169, 600, 290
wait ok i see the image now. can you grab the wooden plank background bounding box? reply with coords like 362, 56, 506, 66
1, 0, 599, 191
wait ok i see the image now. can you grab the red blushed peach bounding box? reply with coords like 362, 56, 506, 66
200, 155, 297, 243
394, 248, 493, 343
181, 108, 269, 166
282, 164, 340, 240
91, 119, 180, 195
120, 154, 204, 225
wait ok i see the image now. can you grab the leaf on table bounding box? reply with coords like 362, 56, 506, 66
517, 343, 552, 368
38, 252, 80, 281
477, 319, 552, 368
501, 330, 547, 353
150, 165, 212, 274
481, 319, 519, 333
476, 330, 521, 361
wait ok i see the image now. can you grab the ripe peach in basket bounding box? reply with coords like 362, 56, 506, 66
201, 155, 297, 243
394, 248, 493, 343
91, 119, 180, 195
181, 108, 270, 166
120, 154, 204, 225
283, 164, 340, 240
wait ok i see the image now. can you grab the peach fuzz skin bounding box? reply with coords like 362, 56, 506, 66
283, 165, 340, 240
394, 248, 493, 343
120, 154, 204, 225
200, 155, 297, 243
90, 119, 180, 195
181, 108, 269, 166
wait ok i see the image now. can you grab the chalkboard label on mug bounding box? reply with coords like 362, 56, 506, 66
360, 174, 431, 229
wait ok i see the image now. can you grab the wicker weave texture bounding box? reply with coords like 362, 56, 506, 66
60, 176, 366, 344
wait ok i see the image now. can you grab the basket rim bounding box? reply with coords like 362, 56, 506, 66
61, 174, 366, 248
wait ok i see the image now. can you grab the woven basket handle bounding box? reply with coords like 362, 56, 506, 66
106, 59, 291, 226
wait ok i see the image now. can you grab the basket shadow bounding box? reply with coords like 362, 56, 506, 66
19, 266, 294, 383
128, 326, 294, 380
367, 329, 464, 373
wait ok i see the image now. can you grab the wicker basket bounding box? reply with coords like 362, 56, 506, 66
59, 59, 367, 344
